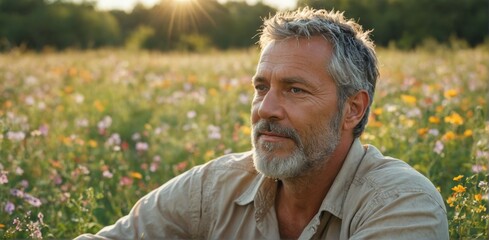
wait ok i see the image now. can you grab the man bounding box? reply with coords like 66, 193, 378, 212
77, 7, 448, 239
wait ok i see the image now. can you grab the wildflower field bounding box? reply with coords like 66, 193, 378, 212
0, 46, 488, 239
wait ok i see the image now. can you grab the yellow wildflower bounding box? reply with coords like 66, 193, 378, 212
88, 140, 98, 148
401, 94, 417, 105
129, 171, 143, 180
476, 205, 487, 213
444, 89, 458, 99
474, 194, 482, 202
93, 100, 105, 112
444, 112, 464, 125
373, 107, 383, 115
435, 105, 444, 113
463, 129, 473, 137
0, 223, 4, 228
64, 86, 74, 94
442, 131, 456, 141
50, 160, 63, 169
80, 69, 93, 82
417, 128, 428, 136
428, 116, 440, 124
69, 67, 78, 76
453, 175, 464, 181
160, 81, 171, 88
62, 136, 72, 146
446, 196, 456, 207
204, 150, 215, 160
240, 125, 251, 135
208, 88, 218, 97
187, 74, 197, 83
368, 115, 383, 127
451, 184, 466, 193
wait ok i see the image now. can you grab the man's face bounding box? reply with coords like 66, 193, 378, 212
251, 37, 343, 179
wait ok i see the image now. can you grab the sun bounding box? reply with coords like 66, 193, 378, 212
167, 0, 215, 38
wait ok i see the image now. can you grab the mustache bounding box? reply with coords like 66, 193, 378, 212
252, 120, 302, 147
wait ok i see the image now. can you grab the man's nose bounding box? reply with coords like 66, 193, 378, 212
257, 89, 285, 120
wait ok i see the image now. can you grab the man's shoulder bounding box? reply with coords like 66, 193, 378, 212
342, 144, 449, 238
352, 144, 445, 208
361, 145, 436, 191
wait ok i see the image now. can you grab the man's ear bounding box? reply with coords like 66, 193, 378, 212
342, 90, 369, 131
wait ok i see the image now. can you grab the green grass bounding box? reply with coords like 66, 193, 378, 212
0, 47, 487, 239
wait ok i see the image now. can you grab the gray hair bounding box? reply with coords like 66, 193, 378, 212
258, 7, 379, 138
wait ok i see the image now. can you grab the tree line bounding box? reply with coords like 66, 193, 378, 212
298, 0, 489, 49
0, 0, 487, 51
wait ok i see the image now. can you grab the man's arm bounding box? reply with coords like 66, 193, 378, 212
75, 168, 202, 240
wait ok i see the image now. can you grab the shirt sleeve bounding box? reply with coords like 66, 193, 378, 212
350, 190, 449, 240
74, 168, 202, 240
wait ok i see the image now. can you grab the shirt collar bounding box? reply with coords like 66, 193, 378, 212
235, 173, 267, 205
235, 172, 278, 220
320, 138, 367, 218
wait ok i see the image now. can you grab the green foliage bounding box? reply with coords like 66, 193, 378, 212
124, 25, 155, 50
0, 0, 120, 50
298, 0, 488, 49
177, 34, 212, 52
2, 0, 487, 51
0, 48, 487, 238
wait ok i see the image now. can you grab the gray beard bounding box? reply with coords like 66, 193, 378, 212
251, 115, 341, 180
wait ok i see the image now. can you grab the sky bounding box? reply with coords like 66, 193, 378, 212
94, 0, 297, 12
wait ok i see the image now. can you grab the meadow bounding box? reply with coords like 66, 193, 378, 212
0, 46, 487, 239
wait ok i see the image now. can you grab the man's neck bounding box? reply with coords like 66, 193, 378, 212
275, 139, 352, 239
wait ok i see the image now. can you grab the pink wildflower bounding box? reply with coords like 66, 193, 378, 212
10, 188, 24, 198
433, 140, 444, 155
103, 170, 113, 178
13, 217, 22, 231
136, 142, 149, 152
150, 162, 159, 172
15, 166, 24, 175
207, 125, 221, 140
119, 176, 133, 186
20, 180, 29, 188
24, 193, 42, 207
4, 201, 15, 214
0, 171, 8, 184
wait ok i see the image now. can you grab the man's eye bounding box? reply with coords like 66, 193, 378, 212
290, 87, 304, 94
254, 85, 268, 91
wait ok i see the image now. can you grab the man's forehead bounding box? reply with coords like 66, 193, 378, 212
256, 37, 332, 73
261, 36, 331, 51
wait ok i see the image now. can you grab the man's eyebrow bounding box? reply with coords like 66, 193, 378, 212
252, 76, 266, 84
252, 76, 316, 89
282, 77, 314, 88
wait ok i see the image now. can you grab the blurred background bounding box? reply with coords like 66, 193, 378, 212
0, 0, 488, 52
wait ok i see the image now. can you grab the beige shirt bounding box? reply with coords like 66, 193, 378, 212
76, 139, 449, 239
